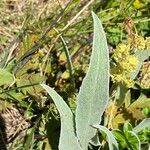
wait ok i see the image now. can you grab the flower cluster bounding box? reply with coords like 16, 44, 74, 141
111, 34, 150, 88
111, 67, 135, 87
134, 35, 145, 50
129, 35, 150, 51
111, 42, 139, 88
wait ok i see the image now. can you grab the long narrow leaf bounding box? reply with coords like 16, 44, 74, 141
41, 84, 82, 150
92, 125, 118, 150
75, 12, 110, 149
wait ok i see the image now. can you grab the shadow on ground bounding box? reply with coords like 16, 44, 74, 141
0, 114, 7, 150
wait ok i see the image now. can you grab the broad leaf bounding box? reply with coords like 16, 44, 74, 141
92, 125, 118, 150
75, 12, 110, 149
133, 118, 150, 133
0, 68, 13, 86
41, 84, 82, 150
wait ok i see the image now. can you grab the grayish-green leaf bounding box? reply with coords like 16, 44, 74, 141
41, 84, 82, 150
75, 12, 110, 149
90, 134, 101, 146
131, 50, 150, 79
93, 125, 118, 150
133, 118, 150, 133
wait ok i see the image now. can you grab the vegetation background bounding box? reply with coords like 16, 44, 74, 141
0, 0, 150, 149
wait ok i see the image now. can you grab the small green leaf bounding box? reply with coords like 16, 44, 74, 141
126, 131, 141, 150
123, 122, 133, 134
24, 126, 35, 150
113, 129, 126, 148
24, 116, 41, 150
113, 129, 141, 150
0, 68, 13, 86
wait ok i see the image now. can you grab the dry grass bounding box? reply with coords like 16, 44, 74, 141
0, 0, 70, 48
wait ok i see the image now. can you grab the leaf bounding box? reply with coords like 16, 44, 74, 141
75, 12, 110, 149
124, 90, 131, 108
129, 95, 150, 108
113, 129, 127, 148
128, 94, 150, 120
125, 131, 141, 150
123, 123, 141, 150
116, 84, 128, 106
46, 113, 60, 150
16, 73, 46, 94
90, 134, 101, 147
41, 84, 82, 150
113, 129, 141, 150
130, 50, 150, 79
24, 126, 35, 150
24, 116, 41, 150
92, 125, 118, 150
133, 118, 150, 133
123, 122, 133, 133
0, 68, 13, 86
